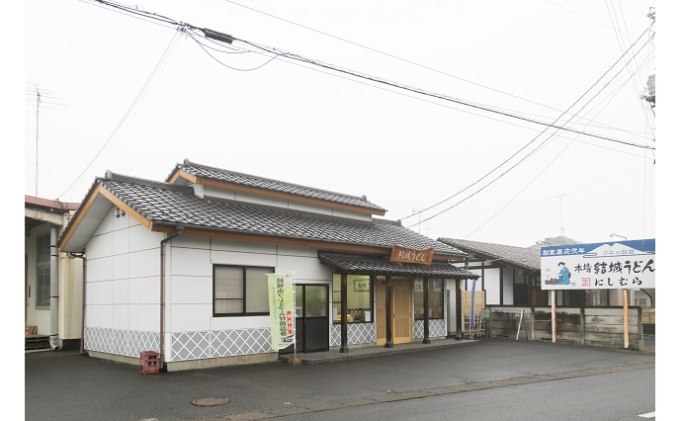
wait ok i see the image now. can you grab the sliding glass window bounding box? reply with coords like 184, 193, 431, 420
332, 274, 373, 323
414, 278, 444, 319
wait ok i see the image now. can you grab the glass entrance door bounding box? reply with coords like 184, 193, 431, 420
293, 284, 329, 353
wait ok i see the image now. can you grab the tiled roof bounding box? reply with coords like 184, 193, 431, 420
318, 253, 478, 279
530, 235, 582, 249
438, 238, 541, 271
100, 173, 465, 256
170, 160, 386, 213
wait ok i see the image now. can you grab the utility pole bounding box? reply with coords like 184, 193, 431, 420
553, 194, 567, 235
35, 85, 41, 196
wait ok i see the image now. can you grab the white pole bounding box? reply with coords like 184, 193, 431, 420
551, 290, 557, 343
623, 289, 629, 349
516, 309, 525, 341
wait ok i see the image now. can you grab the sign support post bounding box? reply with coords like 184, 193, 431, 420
623, 289, 629, 349
551, 290, 556, 343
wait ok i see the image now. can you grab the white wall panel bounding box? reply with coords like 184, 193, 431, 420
209, 315, 269, 331
128, 249, 160, 278
85, 304, 113, 328
170, 275, 212, 304
128, 225, 162, 253
86, 256, 115, 282
276, 244, 318, 257
111, 304, 129, 329
128, 276, 159, 304
276, 254, 330, 281
172, 236, 209, 250
113, 253, 130, 281
210, 249, 277, 268
211, 239, 277, 254
87, 280, 113, 305
113, 227, 129, 255
113, 211, 139, 231
128, 304, 159, 331
112, 279, 129, 304
171, 246, 211, 276
87, 232, 115, 260
485, 268, 501, 305
169, 304, 212, 331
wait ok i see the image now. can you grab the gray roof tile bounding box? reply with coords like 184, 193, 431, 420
172, 160, 386, 213
102, 173, 465, 256
438, 238, 541, 271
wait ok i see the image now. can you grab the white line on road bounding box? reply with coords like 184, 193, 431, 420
638, 411, 655, 418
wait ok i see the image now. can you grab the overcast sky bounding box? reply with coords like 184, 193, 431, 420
22, 0, 661, 250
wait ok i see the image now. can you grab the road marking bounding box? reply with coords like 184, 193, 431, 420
638, 411, 655, 418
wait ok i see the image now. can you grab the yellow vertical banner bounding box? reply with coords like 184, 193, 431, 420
267, 273, 296, 350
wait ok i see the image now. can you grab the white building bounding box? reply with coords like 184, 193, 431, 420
59, 160, 477, 371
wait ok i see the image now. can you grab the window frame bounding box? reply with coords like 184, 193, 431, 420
213, 264, 273, 317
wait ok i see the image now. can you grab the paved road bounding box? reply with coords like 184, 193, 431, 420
25, 338, 655, 421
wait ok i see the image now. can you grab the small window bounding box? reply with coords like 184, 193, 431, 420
213, 265, 272, 316
36, 234, 51, 308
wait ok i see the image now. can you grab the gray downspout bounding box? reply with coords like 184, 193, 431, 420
160, 224, 184, 371
49, 226, 60, 350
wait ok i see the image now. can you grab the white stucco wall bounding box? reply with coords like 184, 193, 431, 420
166, 238, 332, 334
85, 209, 164, 333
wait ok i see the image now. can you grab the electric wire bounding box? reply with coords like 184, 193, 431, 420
470, 46, 656, 233
83, 0, 654, 151
235, 36, 652, 151
58, 28, 183, 199
400, 26, 653, 222
403, 29, 654, 227
220, 0, 644, 138
187, 31, 280, 71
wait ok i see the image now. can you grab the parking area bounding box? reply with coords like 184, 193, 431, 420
25, 337, 655, 421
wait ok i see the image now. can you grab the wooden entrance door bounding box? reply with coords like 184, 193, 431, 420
376, 278, 412, 345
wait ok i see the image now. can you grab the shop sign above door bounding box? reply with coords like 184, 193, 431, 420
390, 245, 434, 266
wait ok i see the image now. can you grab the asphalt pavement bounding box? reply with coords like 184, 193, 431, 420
24, 337, 655, 421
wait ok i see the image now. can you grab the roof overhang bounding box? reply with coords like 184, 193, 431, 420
318, 252, 478, 279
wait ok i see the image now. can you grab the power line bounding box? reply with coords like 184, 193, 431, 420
85, 0, 653, 151
403, 25, 654, 226
233, 36, 653, 150
58, 27, 183, 199
221, 0, 651, 140
220, 1, 577, 116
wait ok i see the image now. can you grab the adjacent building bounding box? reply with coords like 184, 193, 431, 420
25, 195, 83, 350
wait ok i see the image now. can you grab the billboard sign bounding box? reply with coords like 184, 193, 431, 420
540, 239, 655, 290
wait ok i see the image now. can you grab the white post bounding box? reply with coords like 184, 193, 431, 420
516, 308, 525, 341
623, 289, 629, 349
551, 290, 557, 343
